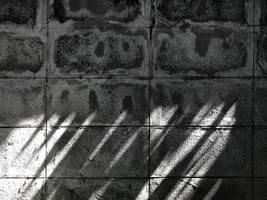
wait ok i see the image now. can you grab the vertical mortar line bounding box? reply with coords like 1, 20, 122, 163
251, 0, 256, 199
148, 0, 154, 198
44, 0, 49, 199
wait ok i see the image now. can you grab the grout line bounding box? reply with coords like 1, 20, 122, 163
1, 176, 267, 180
44, 1, 49, 199
2, 125, 267, 129
252, 0, 256, 199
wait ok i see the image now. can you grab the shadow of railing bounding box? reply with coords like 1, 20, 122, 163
0, 79, 252, 200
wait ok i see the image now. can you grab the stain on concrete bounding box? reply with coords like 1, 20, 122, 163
94, 41, 105, 57
88, 90, 99, 110
123, 95, 133, 111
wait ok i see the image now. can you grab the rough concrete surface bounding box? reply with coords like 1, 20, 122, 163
0, 0, 265, 200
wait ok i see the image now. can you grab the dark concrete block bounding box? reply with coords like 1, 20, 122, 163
150, 178, 251, 200
255, 27, 267, 76
255, 79, 267, 126
52, 29, 148, 77
0, 79, 45, 127
153, 25, 253, 77
47, 79, 148, 126
150, 128, 251, 178
155, 0, 251, 24
255, 0, 267, 25
0, 179, 44, 200
150, 79, 252, 127
52, 0, 147, 24
46, 178, 148, 199
0, 128, 45, 177
254, 128, 267, 177
0, 32, 45, 76
47, 127, 148, 177
0, 0, 37, 25
254, 179, 267, 200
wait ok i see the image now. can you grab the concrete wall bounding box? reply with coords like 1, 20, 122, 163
0, 0, 266, 199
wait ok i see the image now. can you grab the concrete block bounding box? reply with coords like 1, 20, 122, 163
254, 0, 267, 25
51, 28, 148, 77
150, 128, 251, 178
153, 25, 253, 77
51, 0, 149, 25
150, 178, 251, 200
47, 127, 148, 177
0, 79, 45, 127
0, 32, 45, 77
254, 128, 267, 177
150, 79, 252, 127
255, 27, 267, 76
254, 179, 267, 200
0, 179, 44, 200
0, 0, 38, 25
155, 0, 253, 25
255, 79, 267, 126
0, 128, 45, 177
47, 79, 148, 126
46, 178, 148, 200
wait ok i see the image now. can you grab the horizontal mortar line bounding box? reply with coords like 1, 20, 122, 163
1, 125, 264, 129
149, 176, 256, 179
45, 76, 255, 80
45, 125, 256, 129
0, 77, 46, 80
0, 177, 45, 179
46, 76, 151, 80
47, 26, 152, 30
0, 126, 46, 129
0, 176, 262, 180
151, 76, 255, 80
0, 75, 258, 80
46, 176, 151, 180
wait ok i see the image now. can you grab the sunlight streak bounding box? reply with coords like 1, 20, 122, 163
136, 103, 235, 200
104, 128, 141, 174
203, 179, 223, 200
88, 179, 113, 200
47, 112, 96, 176
80, 111, 127, 172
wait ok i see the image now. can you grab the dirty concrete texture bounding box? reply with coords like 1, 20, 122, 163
0, 0, 266, 200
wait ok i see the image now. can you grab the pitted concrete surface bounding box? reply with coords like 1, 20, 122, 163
0, 0, 265, 200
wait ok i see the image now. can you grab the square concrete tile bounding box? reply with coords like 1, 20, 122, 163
47, 126, 148, 178
150, 127, 252, 178
254, 128, 267, 177
47, 78, 148, 127
150, 178, 252, 200
150, 79, 252, 127
0, 79, 45, 127
46, 178, 148, 200
48, 27, 149, 77
254, 0, 267, 26
254, 27, 267, 76
0, 128, 46, 177
152, 24, 253, 77
254, 79, 267, 126
254, 178, 267, 200
0, 178, 45, 200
